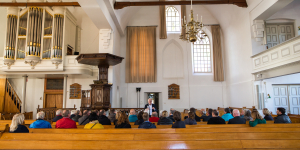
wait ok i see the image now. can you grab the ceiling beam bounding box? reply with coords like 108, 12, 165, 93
0, 2, 80, 7
114, 0, 248, 9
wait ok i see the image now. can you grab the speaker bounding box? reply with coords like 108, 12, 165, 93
74, 52, 79, 55
136, 87, 141, 92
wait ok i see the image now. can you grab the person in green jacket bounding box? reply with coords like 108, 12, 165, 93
249, 109, 266, 127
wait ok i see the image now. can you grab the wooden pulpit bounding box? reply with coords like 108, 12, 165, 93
76, 53, 124, 110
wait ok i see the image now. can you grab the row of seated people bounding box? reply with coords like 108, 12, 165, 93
7, 107, 292, 133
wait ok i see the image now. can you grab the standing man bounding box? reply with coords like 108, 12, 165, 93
144, 98, 157, 117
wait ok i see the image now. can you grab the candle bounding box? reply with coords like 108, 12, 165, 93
184, 16, 186, 23
181, 18, 183, 26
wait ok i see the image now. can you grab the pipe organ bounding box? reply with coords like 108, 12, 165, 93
3, 0, 77, 69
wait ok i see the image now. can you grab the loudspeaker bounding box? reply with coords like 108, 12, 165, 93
136, 87, 141, 92
74, 52, 79, 55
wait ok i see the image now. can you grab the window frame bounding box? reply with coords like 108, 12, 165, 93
165, 6, 181, 33
191, 33, 213, 75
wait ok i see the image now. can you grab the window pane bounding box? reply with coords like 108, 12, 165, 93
166, 6, 180, 32
192, 35, 212, 73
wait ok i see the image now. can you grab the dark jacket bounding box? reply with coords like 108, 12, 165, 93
72, 115, 82, 122
144, 104, 157, 113
78, 115, 90, 125
108, 113, 116, 123
172, 121, 186, 128
184, 118, 197, 125
201, 115, 212, 121
138, 121, 156, 129
264, 115, 274, 121
207, 117, 226, 124
274, 114, 291, 123
228, 116, 246, 124
52, 115, 63, 122
115, 123, 131, 128
134, 119, 144, 125
9, 125, 29, 133
168, 115, 175, 122
157, 117, 173, 125
98, 115, 111, 125
70, 114, 76, 120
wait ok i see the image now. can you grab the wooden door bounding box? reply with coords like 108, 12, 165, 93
289, 85, 300, 115
273, 86, 289, 113
45, 94, 63, 108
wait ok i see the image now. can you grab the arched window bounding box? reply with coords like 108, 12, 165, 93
192, 34, 212, 73
166, 6, 180, 32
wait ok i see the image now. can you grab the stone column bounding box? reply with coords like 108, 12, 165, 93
63, 75, 68, 108
21, 76, 28, 113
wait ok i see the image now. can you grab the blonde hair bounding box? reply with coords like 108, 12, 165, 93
10, 114, 25, 132
251, 109, 263, 120
162, 111, 168, 117
263, 108, 271, 115
115, 111, 122, 120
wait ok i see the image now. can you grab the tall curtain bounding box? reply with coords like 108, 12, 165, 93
181, 0, 186, 39
126, 27, 157, 83
159, 0, 167, 39
212, 25, 224, 81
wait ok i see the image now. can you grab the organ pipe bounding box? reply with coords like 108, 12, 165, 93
52, 14, 64, 59
27, 7, 43, 57
5, 14, 17, 59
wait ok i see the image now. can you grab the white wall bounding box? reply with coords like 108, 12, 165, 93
0, 8, 6, 57
118, 6, 226, 112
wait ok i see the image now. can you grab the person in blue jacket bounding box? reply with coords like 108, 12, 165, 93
29, 111, 52, 128
221, 108, 234, 121
138, 112, 156, 129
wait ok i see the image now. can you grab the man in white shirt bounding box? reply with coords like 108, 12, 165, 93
144, 98, 157, 117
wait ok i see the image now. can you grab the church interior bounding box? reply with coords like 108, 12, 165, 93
0, 0, 300, 149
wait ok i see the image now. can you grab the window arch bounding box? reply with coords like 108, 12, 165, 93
166, 6, 180, 32
192, 34, 212, 73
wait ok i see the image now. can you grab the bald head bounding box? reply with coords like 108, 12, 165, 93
130, 109, 136, 115
152, 112, 158, 117
233, 109, 240, 117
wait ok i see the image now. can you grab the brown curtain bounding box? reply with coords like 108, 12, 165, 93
212, 25, 224, 81
159, 0, 167, 39
126, 27, 157, 83
181, 0, 186, 39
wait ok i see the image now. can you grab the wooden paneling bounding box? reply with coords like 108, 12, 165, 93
4, 93, 20, 113
56, 95, 63, 108
0, 79, 5, 112
45, 94, 63, 108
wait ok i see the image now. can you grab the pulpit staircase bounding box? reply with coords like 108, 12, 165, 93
4, 79, 22, 113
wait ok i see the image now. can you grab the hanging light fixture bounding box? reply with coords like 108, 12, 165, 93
179, 0, 206, 43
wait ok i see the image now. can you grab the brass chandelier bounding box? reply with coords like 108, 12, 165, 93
180, 0, 207, 43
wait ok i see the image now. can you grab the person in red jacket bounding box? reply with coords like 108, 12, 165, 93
149, 112, 159, 122
55, 110, 77, 128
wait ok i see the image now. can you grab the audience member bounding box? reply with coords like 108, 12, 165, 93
108, 109, 116, 123
202, 109, 212, 121
207, 110, 226, 124
168, 109, 175, 122
29, 111, 52, 128
172, 111, 186, 128
200, 109, 207, 118
249, 109, 266, 127
228, 109, 246, 124
221, 108, 234, 121
78, 110, 90, 125
115, 112, 131, 128
134, 111, 144, 125
240, 109, 245, 118
70, 110, 76, 120
230, 108, 234, 115
9, 114, 29, 133
190, 108, 201, 121
84, 112, 104, 129
244, 109, 253, 121
274, 107, 291, 123
98, 109, 111, 125
138, 112, 156, 129
263, 108, 274, 121
55, 110, 77, 128
52, 109, 63, 122
114, 111, 122, 125
149, 112, 159, 122
128, 109, 138, 122
72, 110, 82, 122
93, 109, 100, 116
184, 112, 197, 125
157, 110, 173, 125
